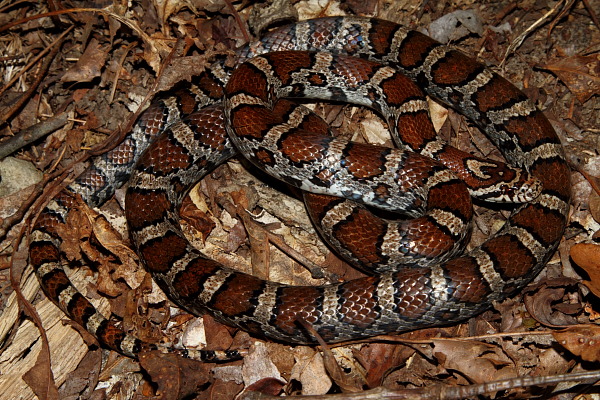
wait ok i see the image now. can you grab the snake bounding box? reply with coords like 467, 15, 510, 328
29, 16, 570, 360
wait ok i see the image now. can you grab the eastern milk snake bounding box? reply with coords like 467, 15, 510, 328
29, 17, 570, 361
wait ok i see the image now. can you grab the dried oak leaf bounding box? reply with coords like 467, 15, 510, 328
154, 0, 226, 28
56, 195, 142, 304
541, 53, 600, 103
322, 348, 365, 393
553, 326, 600, 362
56, 199, 94, 264
155, 55, 211, 93
199, 314, 236, 351
570, 243, 600, 298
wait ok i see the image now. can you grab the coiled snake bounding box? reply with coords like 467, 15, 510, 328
29, 17, 570, 360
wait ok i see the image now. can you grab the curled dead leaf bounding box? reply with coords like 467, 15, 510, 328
523, 278, 581, 327
241, 342, 283, 390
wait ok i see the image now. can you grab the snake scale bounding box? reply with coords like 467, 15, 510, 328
29, 16, 570, 360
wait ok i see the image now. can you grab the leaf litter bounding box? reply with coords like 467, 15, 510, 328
0, 0, 599, 398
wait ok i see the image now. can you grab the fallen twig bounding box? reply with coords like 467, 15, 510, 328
240, 370, 600, 399
0, 113, 68, 159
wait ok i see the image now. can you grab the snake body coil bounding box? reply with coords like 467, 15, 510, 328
30, 17, 570, 358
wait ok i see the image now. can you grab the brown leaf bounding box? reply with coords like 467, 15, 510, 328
22, 344, 60, 400
57, 349, 102, 398
293, 321, 364, 393
180, 195, 216, 243
289, 347, 332, 395
355, 343, 412, 388
523, 278, 580, 327
541, 53, 600, 103
553, 326, 600, 362
200, 378, 243, 400
321, 348, 365, 393
590, 188, 600, 223
570, 243, 600, 298
83, 208, 141, 297
58, 197, 93, 262
202, 314, 236, 351
61, 38, 108, 83
244, 377, 285, 396
227, 219, 249, 253
430, 339, 515, 384
138, 351, 213, 399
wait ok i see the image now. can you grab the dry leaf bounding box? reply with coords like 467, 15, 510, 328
61, 38, 108, 83
57, 350, 102, 398
590, 188, 600, 223
523, 278, 580, 327
570, 243, 600, 298
22, 345, 60, 400
138, 351, 213, 400
243, 377, 285, 396
430, 339, 515, 384
356, 343, 411, 388
200, 314, 236, 351
328, 348, 368, 391
554, 326, 600, 362
241, 342, 283, 388
290, 348, 332, 395
203, 378, 244, 400
155, 55, 212, 93
180, 194, 216, 243
153, 0, 225, 28
80, 206, 142, 297
541, 53, 600, 103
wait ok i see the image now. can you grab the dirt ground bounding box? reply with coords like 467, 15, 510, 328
1, 0, 600, 399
